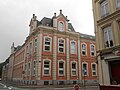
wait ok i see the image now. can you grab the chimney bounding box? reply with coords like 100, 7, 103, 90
33, 14, 35, 18
54, 13, 56, 17
60, 9, 62, 14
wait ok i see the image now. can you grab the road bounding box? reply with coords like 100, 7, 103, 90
0, 81, 99, 90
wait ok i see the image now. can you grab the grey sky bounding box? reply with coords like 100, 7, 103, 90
0, 0, 94, 62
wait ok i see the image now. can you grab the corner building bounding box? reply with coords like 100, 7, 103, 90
92, 0, 120, 89
10, 10, 97, 85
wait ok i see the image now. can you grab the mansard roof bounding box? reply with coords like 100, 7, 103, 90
38, 17, 75, 32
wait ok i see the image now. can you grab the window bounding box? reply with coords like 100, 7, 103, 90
28, 63, 31, 75
71, 62, 77, 76
33, 61, 36, 75
29, 43, 32, 54
34, 39, 37, 52
70, 41, 76, 54
58, 22, 64, 31
116, 0, 120, 9
103, 26, 113, 48
100, 0, 109, 17
82, 63, 88, 76
58, 39, 64, 53
25, 64, 27, 74
92, 64, 97, 76
90, 44, 95, 56
44, 37, 51, 51
82, 43, 86, 56
43, 60, 50, 75
59, 61, 64, 76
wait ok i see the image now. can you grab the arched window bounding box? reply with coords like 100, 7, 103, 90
58, 22, 64, 31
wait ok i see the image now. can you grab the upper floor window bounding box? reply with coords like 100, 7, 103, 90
71, 62, 77, 76
70, 41, 76, 54
29, 43, 32, 54
44, 37, 51, 52
100, 0, 109, 17
82, 43, 87, 56
90, 44, 95, 56
116, 0, 120, 9
91, 63, 97, 76
34, 39, 38, 52
33, 61, 36, 75
58, 61, 65, 76
58, 39, 64, 53
103, 26, 113, 48
28, 63, 31, 75
58, 22, 64, 31
43, 60, 50, 75
82, 62, 88, 76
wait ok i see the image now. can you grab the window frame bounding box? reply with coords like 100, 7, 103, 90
58, 38, 65, 53
58, 60, 65, 76
91, 63, 97, 76
116, 0, 120, 9
43, 59, 51, 76
82, 62, 88, 76
58, 21, 64, 31
90, 44, 95, 56
70, 40, 77, 54
103, 26, 113, 48
44, 36, 52, 52
81, 43, 87, 56
100, 0, 109, 18
71, 61, 77, 76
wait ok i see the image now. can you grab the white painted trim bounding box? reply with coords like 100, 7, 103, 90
70, 40, 77, 54
90, 44, 95, 57
58, 38, 65, 53
58, 60, 65, 76
42, 59, 51, 76
43, 36, 52, 52
91, 63, 97, 76
82, 62, 89, 76
81, 43, 87, 56
71, 61, 77, 76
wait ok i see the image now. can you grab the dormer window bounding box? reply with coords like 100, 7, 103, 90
58, 22, 64, 31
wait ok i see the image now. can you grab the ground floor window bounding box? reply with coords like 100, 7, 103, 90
59, 81, 64, 85
44, 81, 49, 85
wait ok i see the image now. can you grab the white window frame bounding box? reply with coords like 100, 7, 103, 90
100, 0, 109, 17
90, 44, 95, 56
71, 61, 77, 76
58, 38, 65, 53
43, 59, 51, 76
44, 36, 52, 52
82, 62, 88, 76
58, 21, 64, 31
116, 0, 120, 9
58, 60, 65, 76
81, 43, 87, 56
103, 26, 113, 48
91, 63, 97, 76
70, 40, 77, 54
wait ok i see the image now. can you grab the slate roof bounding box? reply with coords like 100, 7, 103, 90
80, 33, 95, 40
38, 17, 75, 32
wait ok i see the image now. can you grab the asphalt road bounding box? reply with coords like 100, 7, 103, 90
0, 81, 99, 90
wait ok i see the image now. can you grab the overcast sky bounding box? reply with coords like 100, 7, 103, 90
0, 0, 94, 62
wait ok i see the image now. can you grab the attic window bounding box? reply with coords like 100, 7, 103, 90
58, 22, 64, 31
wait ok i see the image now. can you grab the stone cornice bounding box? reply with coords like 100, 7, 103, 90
97, 10, 120, 26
